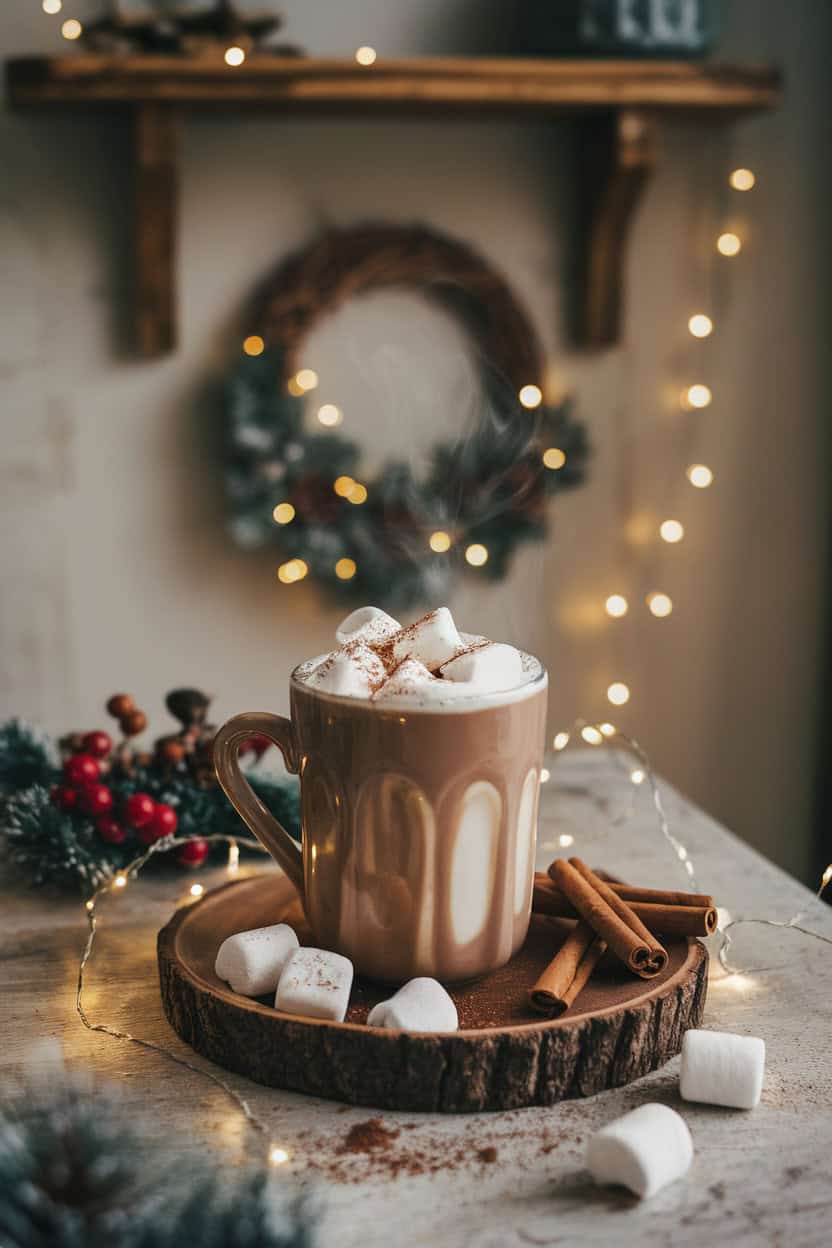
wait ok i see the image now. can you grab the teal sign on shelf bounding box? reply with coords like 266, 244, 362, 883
516, 0, 720, 57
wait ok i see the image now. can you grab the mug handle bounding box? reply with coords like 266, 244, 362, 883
213, 711, 305, 899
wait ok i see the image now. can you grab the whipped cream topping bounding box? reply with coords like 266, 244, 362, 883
295, 607, 543, 709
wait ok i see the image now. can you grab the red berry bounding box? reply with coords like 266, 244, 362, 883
124, 793, 156, 828
51, 785, 78, 812
96, 817, 126, 845
240, 733, 270, 759
150, 802, 178, 838
78, 784, 114, 817
177, 838, 209, 868
137, 825, 163, 846
82, 730, 113, 759
64, 754, 100, 788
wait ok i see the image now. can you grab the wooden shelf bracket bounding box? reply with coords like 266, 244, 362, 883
134, 102, 180, 356
578, 108, 659, 348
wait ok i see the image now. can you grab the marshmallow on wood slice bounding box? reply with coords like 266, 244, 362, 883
389, 607, 462, 671
275, 947, 354, 1022
215, 924, 299, 997
335, 605, 401, 647
440, 641, 524, 692
680, 1029, 765, 1109
367, 977, 459, 1032
306, 642, 385, 698
586, 1103, 693, 1199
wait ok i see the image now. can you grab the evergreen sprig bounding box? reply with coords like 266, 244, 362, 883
0, 1067, 315, 1248
0, 720, 300, 894
0, 719, 56, 791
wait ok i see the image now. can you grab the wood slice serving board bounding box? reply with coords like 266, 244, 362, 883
158, 873, 707, 1113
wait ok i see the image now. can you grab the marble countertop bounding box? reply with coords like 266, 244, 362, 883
2, 752, 830, 1247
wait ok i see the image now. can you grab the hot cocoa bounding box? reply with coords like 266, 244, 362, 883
214, 606, 548, 983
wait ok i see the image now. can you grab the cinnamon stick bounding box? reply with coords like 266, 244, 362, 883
549, 859, 667, 978
544, 865, 713, 911
570, 858, 668, 975
529, 921, 607, 1017
533, 874, 717, 937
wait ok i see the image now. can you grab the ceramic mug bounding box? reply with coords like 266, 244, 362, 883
213, 660, 547, 982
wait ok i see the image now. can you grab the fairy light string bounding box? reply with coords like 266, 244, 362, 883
75, 734, 831, 1167
76, 832, 292, 1165
550, 721, 832, 976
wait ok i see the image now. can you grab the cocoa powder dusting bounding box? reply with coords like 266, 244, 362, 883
340, 1118, 400, 1154
287, 1116, 556, 1184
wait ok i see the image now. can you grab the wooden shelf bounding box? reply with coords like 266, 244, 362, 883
6, 56, 781, 355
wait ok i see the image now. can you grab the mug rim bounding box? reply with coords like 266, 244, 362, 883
289, 655, 548, 714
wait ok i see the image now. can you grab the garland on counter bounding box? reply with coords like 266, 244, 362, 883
226, 224, 589, 608
0, 690, 299, 894
0, 1056, 314, 1248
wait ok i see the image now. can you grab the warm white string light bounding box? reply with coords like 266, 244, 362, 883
688, 313, 713, 339
243, 334, 265, 357
604, 593, 629, 618
272, 502, 295, 525
684, 383, 712, 409
716, 231, 741, 257
519, 384, 543, 410
317, 403, 343, 428
729, 168, 756, 192
647, 591, 673, 618
687, 463, 714, 489
659, 520, 684, 544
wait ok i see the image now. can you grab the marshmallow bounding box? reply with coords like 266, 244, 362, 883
440, 642, 524, 692
335, 606, 401, 647
389, 607, 462, 671
215, 924, 299, 997
275, 947, 354, 1022
586, 1103, 693, 1199
680, 1029, 765, 1109
306, 642, 385, 698
367, 978, 459, 1032
373, 658, 434, 701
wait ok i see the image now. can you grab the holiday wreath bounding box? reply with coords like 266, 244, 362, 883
225, 224, 589, 608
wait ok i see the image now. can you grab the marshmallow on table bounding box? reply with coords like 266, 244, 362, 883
275, 947, 354, 1022
335, 606, 401, 647
388, 607, 462, 672
367, 978, 459, 1032
306, 642, 385, 698
586, 1103, 693, 1199
215, 924, 299, 997
440, 641, 524, 692
680, 1029, 765, 1109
